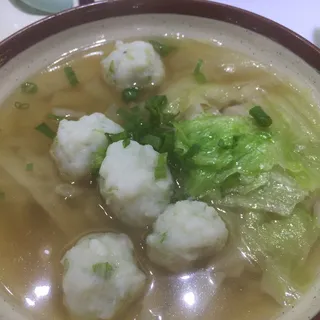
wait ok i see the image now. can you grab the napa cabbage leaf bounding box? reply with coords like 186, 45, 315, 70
162, 77, 246, 119
252, 88, 320, 190
240, 208, 319, 305
174, 114, 318, 216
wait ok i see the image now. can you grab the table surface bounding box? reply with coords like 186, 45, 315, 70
0, 0, 320, 45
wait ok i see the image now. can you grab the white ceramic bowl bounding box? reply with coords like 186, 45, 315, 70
0, 1, 320, 319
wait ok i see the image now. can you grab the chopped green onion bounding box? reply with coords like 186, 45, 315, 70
116, 93, 176, 161
35, 122, 55, 139
148, 40, 176, 57
141, 134, 162, 151
160, 231, 167, 243
117, 107, 148, 141
159, 132, 175, 153
0, 191, 5, 200
25, 163, 34, 171
109, 60, 115, 74
64, 66, 79, 87
47, 113, 65, 121
122, 138, 130, 148
91, 146, 107, 176
92, 262, 114, 279
193, 59, 207, 84
249, 106, 272, 127
145, 95, 168, 111
14, 101, 30, 110
106, 131, 130, 144
155, 153, 168, 180
145, 95, 169, 126
21, 82, 38, 94
175, 144, 201, 170
122, 87, 140, 103
63, 259, 69, 273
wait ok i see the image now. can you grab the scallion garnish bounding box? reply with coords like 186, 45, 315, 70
115, 93, 192, 202
122, 138, 130, 148
159, 132, 174, 153
92, 262, 114, 279
148, 40, 176, 57
145, 95, 168, 115
91, 146, 107, 176
63, 258, 69, 273
109, 60, 115, 74
249, 106, 272, 127
21, 82, 38, 94
117, 94, 177, 154
155, 153, 168, 180
160, 231, 167, 243
64, 66, 79, 87
14, 101, 30, 110
145, 95, 172, 126
193, 59, 207, 84
169, 144, 200, 176
141, 134, 162, 151
35, 122, 55, 139
26, 163, 34, 171
106, 131, 130, 144
122, 87, 140, 103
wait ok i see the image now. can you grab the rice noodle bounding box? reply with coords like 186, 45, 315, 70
51, 108, 85, 119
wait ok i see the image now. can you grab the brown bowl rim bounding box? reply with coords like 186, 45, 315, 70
1, 0, 320, 71
0, 0, 320, 319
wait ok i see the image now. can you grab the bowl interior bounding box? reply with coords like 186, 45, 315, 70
0, 9, 320, 320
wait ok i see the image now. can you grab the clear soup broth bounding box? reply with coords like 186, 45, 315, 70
0, 37, 320, 320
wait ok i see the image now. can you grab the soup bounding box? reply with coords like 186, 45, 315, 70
0, 37, 320, 320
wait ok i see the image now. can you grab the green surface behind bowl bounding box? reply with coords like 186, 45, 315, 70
20, 0, 73, 13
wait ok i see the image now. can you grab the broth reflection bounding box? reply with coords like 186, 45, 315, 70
138, 270, 225, 320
